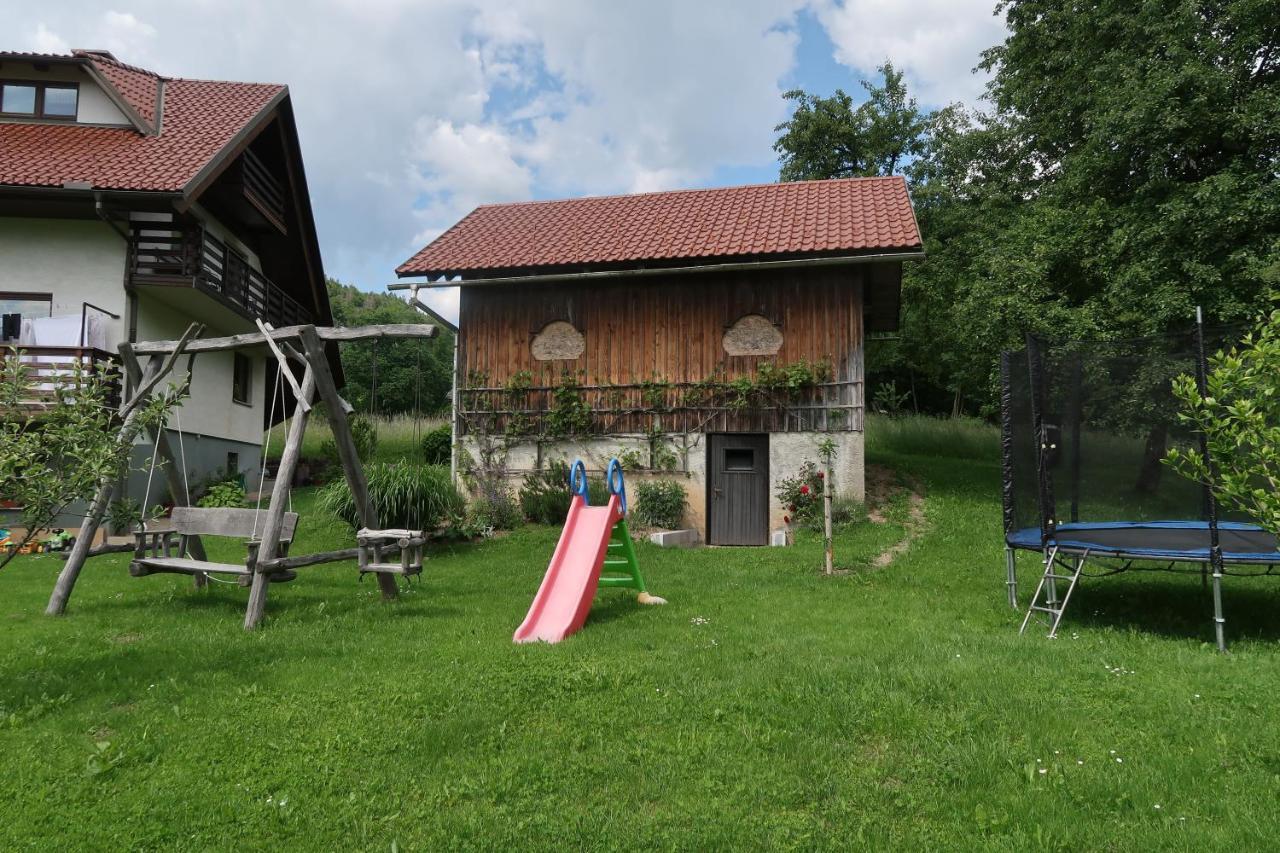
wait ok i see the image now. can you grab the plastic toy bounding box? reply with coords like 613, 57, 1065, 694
514, 459, 666, 644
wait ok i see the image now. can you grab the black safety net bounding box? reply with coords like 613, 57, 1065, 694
1002, 324, 1255, 550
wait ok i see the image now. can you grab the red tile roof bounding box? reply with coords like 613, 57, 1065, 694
398, 176, 921, 278
78, 50, 161, 128
0, 51, 284, 194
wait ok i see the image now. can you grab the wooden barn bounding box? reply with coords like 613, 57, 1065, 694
396, 177, 922, 545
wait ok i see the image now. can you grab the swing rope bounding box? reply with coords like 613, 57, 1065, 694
252, 364, 286, 540
175, 406, 190, 504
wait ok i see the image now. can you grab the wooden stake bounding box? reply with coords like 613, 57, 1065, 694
298, 326, 398, 602
823, 458, 834, 576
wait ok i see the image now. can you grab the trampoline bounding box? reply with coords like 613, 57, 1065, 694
1001, 313, 1279, 650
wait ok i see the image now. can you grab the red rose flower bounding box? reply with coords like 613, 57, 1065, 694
789, 504, 796, 512
783, 515, 791, 524
800, 485, 810, 495
817, 471, 824, 479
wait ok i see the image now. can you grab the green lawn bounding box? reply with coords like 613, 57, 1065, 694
4, 428, 1280, 848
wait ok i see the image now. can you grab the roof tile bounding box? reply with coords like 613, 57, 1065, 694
398, 176, 920, 277
0, 52, 284, 193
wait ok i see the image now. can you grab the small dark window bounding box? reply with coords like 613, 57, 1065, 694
232, 352, 252, 404
725, 448, 755, 471
0, 82, 78, 119
226, 452, 240, 475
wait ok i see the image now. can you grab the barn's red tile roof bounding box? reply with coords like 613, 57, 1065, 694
0, 51, 284, 193
398, 176, 921, 277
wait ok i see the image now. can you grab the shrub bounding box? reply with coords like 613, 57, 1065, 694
518, 461, 608, 525
634, 479, 687, 529
320, 414, 378, 465
106, 498, 143, 534
198, 479, 247, 509
776, 461, 825, 528
468, 488, 524, 532
421, 424, 452, 465
318, 462, 464, 531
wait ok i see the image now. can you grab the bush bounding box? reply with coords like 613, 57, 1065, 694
776, 461, 825, 528
198, 479, 247, 509
468, 488, 524, 532
634, 479, 687, 529
421, 424, 452, 465
320, 414, 378, 465
317, 462, 464, 531
518, 461, 609, 525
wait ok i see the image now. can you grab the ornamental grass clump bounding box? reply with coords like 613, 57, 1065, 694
318, 462, 464, 531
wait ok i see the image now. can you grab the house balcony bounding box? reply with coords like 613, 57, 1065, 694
1, 345, 121, 416
127, 224, 312, 329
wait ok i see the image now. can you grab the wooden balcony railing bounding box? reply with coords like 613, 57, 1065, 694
242, 148, 287, 232
0, 346, 121, 414
128, 225, 312, 328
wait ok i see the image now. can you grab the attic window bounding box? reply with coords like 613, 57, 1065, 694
1, 82, 78, 119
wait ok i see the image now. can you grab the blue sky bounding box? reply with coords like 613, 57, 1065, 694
12, 2, 1006, 322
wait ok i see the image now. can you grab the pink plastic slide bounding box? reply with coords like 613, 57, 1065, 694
513, 494, 622, 644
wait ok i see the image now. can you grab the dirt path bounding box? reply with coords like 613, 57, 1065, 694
865, 463, 928, 568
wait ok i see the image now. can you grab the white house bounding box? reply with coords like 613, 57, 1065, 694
0, 49, 334, 524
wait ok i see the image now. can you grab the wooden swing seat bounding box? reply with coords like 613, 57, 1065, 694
129, 507, 299, 580
356, 527, 426, 576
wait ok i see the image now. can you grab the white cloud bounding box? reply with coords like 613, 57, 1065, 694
812, 0, 1007, 105
6, 1, 1001, 325
98, 11, 158, 61
29, 23, 70, 54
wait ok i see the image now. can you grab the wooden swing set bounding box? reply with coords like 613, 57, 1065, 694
46, 320, 438, 630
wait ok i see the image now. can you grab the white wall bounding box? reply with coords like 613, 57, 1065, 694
458, 428, 865, 539
134, 294, 266, 447
0, 62, 130, 126
0, 217, 129, 350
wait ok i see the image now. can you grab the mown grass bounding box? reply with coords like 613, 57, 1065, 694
3, 416, 1280, 848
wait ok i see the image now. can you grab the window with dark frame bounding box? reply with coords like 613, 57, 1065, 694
0, 292, 53, 342
232, 352, 252, 405
0, 81, 78, 119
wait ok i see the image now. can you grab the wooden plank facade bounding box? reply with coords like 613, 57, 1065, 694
456, 262, 901, 437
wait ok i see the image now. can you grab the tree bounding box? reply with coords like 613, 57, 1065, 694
1167, 297, 1280, 535
327, 279, 455, 417
775, 0, 1280, 425
0, 351, 183, 570
774, 62, 939, 181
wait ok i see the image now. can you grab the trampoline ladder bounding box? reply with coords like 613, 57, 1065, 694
1020, 546, 1088, 638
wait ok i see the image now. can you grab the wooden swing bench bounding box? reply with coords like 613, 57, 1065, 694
129, 507, 299, 583
356, 528, 426, 577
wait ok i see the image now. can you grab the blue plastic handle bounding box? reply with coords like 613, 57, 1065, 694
569, 459, 590, 500
606, 458, 627, 516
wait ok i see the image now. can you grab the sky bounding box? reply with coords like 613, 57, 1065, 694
12, 1, 1007, 322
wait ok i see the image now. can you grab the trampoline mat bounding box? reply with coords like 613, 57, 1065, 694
1007, 521, 1280, 563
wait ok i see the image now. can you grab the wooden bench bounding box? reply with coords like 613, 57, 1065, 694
130, 507, 299, 584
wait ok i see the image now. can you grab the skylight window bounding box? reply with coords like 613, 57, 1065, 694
0, 82, 78, 119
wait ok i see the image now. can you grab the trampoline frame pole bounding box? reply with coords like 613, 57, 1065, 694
1006, 546, 1018, 608
1194, 306, 1228, 652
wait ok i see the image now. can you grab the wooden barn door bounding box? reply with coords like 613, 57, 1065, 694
707, 434, 769, 546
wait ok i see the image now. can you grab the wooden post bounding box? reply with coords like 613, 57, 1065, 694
118, 344, 209, 587
298, 326, 398, 602
244, 361, 316, 630
823, 457, 834, 576
46, 323, 200, 615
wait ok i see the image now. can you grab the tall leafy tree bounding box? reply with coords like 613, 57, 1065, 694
775, 0, 1280, 426
774, 62, 939, 180
327, 280, 455, 417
